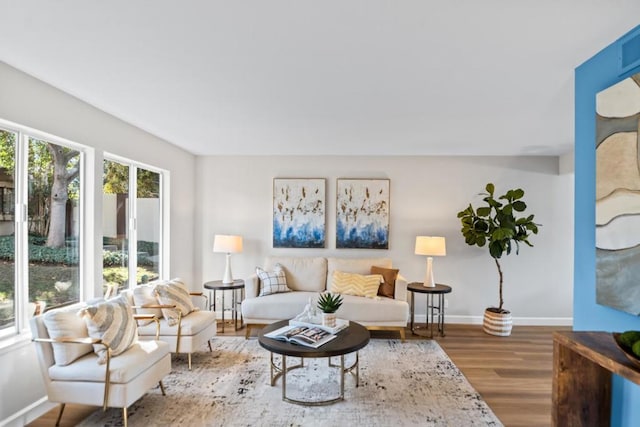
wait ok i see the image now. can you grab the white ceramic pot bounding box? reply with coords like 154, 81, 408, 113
322, 312, 337, 328
482, 308, 513, 336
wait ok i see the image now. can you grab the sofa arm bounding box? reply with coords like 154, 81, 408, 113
245, 274, 260, 298
395, 274, 408, 302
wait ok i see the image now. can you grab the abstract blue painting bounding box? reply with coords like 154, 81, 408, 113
336, 179, 390, 249
273, 178, 325, 248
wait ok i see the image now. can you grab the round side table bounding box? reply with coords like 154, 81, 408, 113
407, 282, 452, 338
204, 279, 245, 333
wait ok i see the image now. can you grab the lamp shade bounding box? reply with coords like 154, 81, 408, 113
213, 235, 243, 253
414, 236, 446, 256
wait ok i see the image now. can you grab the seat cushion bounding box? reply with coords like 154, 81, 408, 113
336, 294, 408, 323
242, 291, 317, 321
48, 340, 170, 384
136, 310, 216, 337
265, 257, 327, 292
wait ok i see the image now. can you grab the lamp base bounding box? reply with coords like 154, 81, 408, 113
222, 253, 233, 284
423, 257, 435, 287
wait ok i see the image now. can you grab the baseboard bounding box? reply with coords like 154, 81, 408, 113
0, 397, 55, 427
412, 314, 573, 327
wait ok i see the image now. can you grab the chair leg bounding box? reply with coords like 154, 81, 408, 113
55, 403, 66, 427
245, 325, 251, 339
208, 339, 213, 352
399, 328, 406, 342
122, 407, 128, 427
188, 353, 192, 370
159, 380, 166, 396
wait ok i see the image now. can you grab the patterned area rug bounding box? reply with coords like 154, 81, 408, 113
79, 337, 503, 426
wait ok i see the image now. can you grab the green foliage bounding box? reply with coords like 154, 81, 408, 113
457, 183, 539, 260
457, 183, 541, 311
103, 160, 160, 198
620, 330, 640, 349
317, 292, 343, 313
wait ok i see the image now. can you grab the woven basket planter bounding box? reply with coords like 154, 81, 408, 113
482, 308, 513, 336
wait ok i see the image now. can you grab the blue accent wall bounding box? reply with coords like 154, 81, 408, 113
575, 24, 640, 427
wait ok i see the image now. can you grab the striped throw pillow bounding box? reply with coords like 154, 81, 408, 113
257, 263, 291, 296
331, 270, 382, 299
79, 294, 138, 364
154, 279, 197, 326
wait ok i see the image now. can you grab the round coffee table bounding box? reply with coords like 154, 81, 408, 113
258, 319, 370, 406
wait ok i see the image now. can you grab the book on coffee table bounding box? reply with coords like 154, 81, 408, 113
288, 318, 349, 335
264, 325, 338, 348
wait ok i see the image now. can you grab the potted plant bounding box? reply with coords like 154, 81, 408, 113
317, 292, 343, 328
457, 183, 540, 336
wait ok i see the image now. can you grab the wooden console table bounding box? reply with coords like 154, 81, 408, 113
553, 331, 640, 426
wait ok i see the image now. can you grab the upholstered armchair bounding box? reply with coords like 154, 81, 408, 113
30, 300, 171, 427
122, 278, 218, 370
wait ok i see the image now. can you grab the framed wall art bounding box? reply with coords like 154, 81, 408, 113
336, 178, 390, 249
273, 178, 326, 248
595, 71, 640, 314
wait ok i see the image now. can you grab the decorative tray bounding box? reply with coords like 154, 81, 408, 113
612, 332, 640, 367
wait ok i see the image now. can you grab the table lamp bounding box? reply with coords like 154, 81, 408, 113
213, 234, 243, 284
415, 236, 446, 287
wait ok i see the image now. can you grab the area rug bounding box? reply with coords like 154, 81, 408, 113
79, 337, 503, 426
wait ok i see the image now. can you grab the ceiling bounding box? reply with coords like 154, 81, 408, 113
1, 1, 639, 156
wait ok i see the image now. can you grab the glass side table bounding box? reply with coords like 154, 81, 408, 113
407, 282, 452, 338
203, 279, 245, 333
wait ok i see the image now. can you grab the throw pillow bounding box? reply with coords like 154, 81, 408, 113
79, 295, 138, 364
331, 270, 381, 299
371, 266, 399, 298
42, 305, 93, 366
154, 278, 197, 326
132, 283, 163, 325
257, 263, 291, 296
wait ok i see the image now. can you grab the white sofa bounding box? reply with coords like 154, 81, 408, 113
241, 256, 409, 341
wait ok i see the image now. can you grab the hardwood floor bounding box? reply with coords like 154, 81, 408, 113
27, 323, 568, 427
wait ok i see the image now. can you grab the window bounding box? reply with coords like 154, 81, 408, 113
102, 157, 163, 292
0, 123, 84, 338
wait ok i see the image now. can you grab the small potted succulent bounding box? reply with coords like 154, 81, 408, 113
317, 292, 343, 328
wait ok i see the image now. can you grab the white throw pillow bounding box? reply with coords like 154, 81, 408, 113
257, 263, 291, 296
79, 294, 138, 364
42, 305, 92, 366
154, 278, 197, 326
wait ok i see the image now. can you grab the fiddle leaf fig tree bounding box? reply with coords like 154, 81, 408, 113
457, 183, 540, 313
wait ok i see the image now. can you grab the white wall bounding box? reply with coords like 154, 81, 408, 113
0, 62, 196, 425
196, 155, 574, 323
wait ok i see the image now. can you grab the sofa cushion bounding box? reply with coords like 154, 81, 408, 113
154, 279, 197, 326
265, 256, 327, 292
257, 264, 291, 296
327, 257, 392, 288
137, 310, 216, 337
371, 266, 399, 298
42, 304, 92, 366
242, 291, 318, 321
336, 294, 409, 324
79, 295, 138, 364
330, 270, 381, 298
48, 340, 170, 384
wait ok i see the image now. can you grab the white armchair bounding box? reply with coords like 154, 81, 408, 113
30, 302, 171, 427
122, 279, 218, 370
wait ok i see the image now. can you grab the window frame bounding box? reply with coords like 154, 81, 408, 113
103, 153, 168, 291
0, 118, 91, 342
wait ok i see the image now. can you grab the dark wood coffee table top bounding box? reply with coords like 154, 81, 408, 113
258, 319, 370, 358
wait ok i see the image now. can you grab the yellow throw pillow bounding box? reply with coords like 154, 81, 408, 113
331, 270, 382, 298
